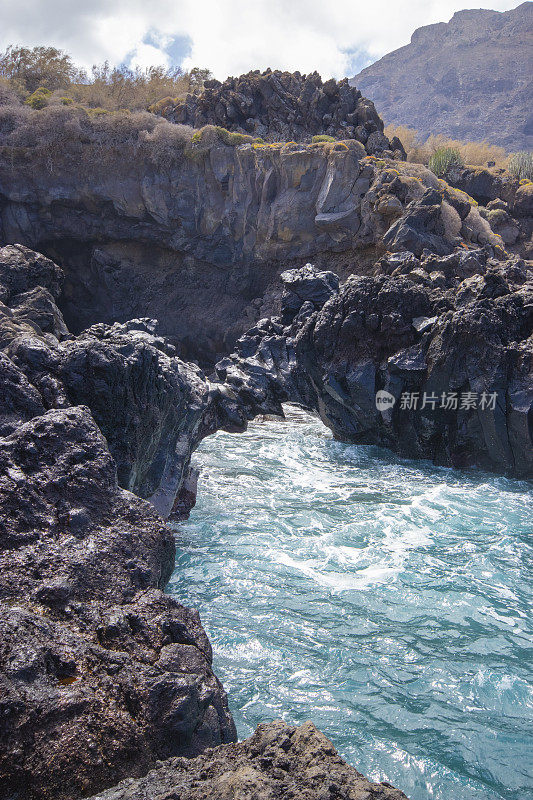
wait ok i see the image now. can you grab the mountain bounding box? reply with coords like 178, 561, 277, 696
351, 2, 533, 151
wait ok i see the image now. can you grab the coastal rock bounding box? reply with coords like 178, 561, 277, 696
0, 242, 239, 798
219, 253, 533, 476
0, 245, 241, 517
0, 406, 236, 800
86, 720, 408, 800
0, 111, 498, 363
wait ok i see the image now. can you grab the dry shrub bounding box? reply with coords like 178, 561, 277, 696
0, 45, 211, 113
441, 200, 462, 242
385, 123, 509, 168
0, 103, 194, 177
463, 206, 502, 247
68, 64, 193, 111
384, 124, 420, 155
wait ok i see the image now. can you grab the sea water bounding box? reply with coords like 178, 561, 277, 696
169, 406, 533, 800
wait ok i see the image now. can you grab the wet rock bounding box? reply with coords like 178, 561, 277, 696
0, 407, 236, 800
219, 255, 533, 477
0, 243, 239, 799
0, 246, 229, 517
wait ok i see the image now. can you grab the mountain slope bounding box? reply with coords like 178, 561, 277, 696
351, 2, 533, 150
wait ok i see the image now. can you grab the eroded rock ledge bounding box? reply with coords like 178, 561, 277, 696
0, 114, 502, 364
86, 721, 407, 800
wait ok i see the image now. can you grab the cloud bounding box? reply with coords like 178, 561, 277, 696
0, 0, 523, 78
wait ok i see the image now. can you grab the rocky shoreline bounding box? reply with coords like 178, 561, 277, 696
0, 73, 531, 799
0, 246, 238, 799
218, 249, 533, 476
0, 244, 407, 799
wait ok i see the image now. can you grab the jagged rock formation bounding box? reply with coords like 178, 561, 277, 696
352, 2, 533, 150
159, 70, 403, 155
217, 253, 533, 477
86, 721, 407, 800
0, 244, 238, 800
0, 245, 242, 517
0, 119, 502, 364
0, 243, 411, 800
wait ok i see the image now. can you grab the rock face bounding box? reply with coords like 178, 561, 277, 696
0, 114, 501, 364
0, 244, 236, 517
352, 2, 533, 151
217, 254, 533, 477
0, 243, 237, 800
86, 721, 407, 800
160, 70, 401, 155
442, 166, 533, 260
0, 243, 411, 800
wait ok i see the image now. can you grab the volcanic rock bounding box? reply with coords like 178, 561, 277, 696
160, 70, 395, 152
86, 720, 408, 800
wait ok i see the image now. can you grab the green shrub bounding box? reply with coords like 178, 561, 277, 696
428, 146, 464, 177
60, 96, 73, 105
216, 127, 252, 146
24, 87, 52, 109
0, 45, 81, 92
190, 125, 253, 152
507, 151, 533, 181
312, 134, 336, 143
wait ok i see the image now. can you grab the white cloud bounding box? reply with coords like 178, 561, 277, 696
0, 0, 524, 78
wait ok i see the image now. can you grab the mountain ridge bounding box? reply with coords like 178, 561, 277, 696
351, 2, 533, 151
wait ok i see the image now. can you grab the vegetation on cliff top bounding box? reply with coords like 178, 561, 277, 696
1, 44, 528, 185
0, 44, 211, 112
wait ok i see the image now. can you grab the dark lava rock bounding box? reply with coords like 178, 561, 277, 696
0, 245, 243, 517
280, 263, 340, 324
0, 407, 236, 800
219, 254, 533, 476
0, 245, 237, 799
161, 69, 395, 153
86, 720, 408, 800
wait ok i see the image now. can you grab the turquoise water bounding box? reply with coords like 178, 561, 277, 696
169, 407, 533, 800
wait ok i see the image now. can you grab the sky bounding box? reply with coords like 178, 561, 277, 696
0, 0, 525, 79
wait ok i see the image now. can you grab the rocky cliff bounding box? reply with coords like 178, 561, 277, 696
0, 107, 503, 365
352, 2, 533, 151
217, 252, 533, 477
157, 70, 403, 155
0, 244, 240, 799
